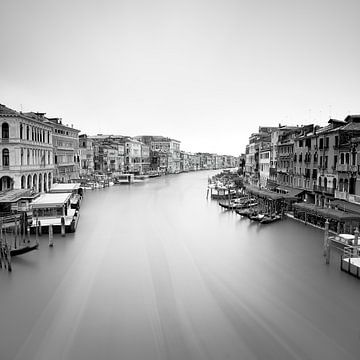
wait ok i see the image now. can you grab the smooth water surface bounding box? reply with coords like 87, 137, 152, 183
1, 171, 360, 360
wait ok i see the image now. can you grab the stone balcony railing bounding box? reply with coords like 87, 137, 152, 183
336, 164, 358, 172
313, 185, 335, 195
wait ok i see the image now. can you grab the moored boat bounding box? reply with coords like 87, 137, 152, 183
260, 214, 282, 224
10, 243, 39, 256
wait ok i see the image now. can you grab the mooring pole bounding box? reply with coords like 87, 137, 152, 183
323, 219, 330, 264
61, 217, 65, 237
48, 224, 54, 247
27, 226, 30, 244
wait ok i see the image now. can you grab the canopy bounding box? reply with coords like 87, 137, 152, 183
294, 203, 360, 221
245, 185, 284, 201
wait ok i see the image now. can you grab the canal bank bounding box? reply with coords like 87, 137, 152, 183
1, 170, 360, 360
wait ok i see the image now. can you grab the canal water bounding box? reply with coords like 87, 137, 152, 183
1, 170, 360, 360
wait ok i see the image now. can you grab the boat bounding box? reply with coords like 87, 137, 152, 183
260, 214, 282, 224
329, 233, 356, 248
248, 213, 265, 221
30, 193, 80, 233
10, 243, 39, 256
235, 208, 256, 217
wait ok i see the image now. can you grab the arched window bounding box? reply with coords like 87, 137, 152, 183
333, 178, 337, 190
27, 174, 32, 189
21, 175, 26, 189
26, 125, 29, 140
2, 122, 9, 139
346, 153, 350, 164
2, 148, 9, 166
324, 177, 327, 189
20, 123, 23, 139
318, 177, 322, 187
27, 149, 30, 164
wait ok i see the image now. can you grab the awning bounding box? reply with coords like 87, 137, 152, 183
331, 199, 360, 216
245, 185, 284, 200
294, 203, 360, 221
276, 185, 305, 198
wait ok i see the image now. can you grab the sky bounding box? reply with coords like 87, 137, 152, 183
1, 0, 360, 156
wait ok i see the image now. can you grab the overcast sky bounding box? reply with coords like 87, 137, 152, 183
1, 0, 359, 156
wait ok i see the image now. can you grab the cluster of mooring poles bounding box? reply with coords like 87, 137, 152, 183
0, 213, 63, 272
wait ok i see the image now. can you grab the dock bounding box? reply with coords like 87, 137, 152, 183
340, 245, 360, 279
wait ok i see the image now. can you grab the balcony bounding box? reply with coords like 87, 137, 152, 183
336, 164, 350, 172
313, 185, 335, 195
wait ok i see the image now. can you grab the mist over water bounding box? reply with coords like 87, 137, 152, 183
1, 170, 359, 360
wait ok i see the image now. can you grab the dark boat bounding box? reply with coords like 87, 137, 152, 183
10, 243, 39, 256
248, 213, 265, 221
260, 214, 282, 224
236, 207, 257, 217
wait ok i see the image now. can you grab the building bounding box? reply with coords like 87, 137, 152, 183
259, 143, 270, 188
0, 104, 55, 192
135, 136, 181, 173
42, 117, 80, 182
79, 134, 94, 176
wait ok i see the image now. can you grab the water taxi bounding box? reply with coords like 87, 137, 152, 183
31, 193, 79, 233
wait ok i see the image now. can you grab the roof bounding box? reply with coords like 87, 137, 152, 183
50, 183, 81, 192
0, 104, 19, 116
294, 203, 360, 221
0, 189, 38, 203
31, 193, 72, 208
276, 185, 305, 198
340, 121, 360, 131
245, 185, 284, 200
331, 199, 360, 215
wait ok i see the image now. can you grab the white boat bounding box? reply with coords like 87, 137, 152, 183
31, 193, 79, 233
329, 233, 355, 247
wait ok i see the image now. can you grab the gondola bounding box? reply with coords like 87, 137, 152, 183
10, 243, 39, 257
248, 213, 265, 221
260, 214, 282, 224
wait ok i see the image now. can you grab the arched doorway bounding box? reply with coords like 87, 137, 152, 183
27, 174, 32, 189
33, 174, 37, 191
48, 173, 52, 190
21, 175, 26, 189
0, 176, 14, 191
38, 173, 42, 192
43, 173, 47, 192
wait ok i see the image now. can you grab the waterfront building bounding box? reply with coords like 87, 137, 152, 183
311, 120, 344, 207
135, 136, 181, 174
245, 128, 274, 186
180, 151, 191, 172
79, 134, 94, 176
140, 142, 150, 174
42, 117, 80, 182
332, 115, 360, 206
259, 143, 270, 188
0, 104, 55, 192
276, 128, 303, 189
121, 137, 142, 174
